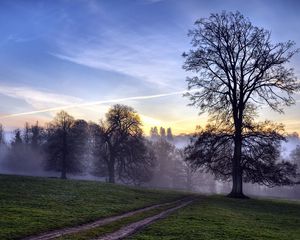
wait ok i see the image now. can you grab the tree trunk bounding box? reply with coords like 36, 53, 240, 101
61, 130, 67, 180
228, 126, 248, 198
108, 159, 115, 183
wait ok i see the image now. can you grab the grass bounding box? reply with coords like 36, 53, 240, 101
0, 174, 187, 240
57, 201, 180, 240
128, 195, 300, 240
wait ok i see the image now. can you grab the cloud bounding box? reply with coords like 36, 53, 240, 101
0, 84, 202, 134
51, 26, 186, 88
0, 84, 83, 110
0, 88, 199, 119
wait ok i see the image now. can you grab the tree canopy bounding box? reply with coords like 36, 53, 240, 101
183, 11, 300, 198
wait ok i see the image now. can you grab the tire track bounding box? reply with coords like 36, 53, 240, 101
96, 198, 195, 240
23, 198, 189, 240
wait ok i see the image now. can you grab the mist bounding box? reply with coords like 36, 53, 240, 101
0, 124, 299, 200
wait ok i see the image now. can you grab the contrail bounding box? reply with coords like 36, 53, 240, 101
0, 89, 199, 119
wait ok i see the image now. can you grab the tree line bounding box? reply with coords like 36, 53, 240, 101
0, 104, 202, 189
0, 105, 154, 184
0, 103, 299, 195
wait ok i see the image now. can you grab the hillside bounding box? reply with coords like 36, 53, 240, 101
1, 174, 299, 240
130, 196, 300, 240
0, 174, 187, 239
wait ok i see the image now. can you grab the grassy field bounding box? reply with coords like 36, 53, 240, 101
2, 174, 300, 240
0, 174, 186, 240
57, 201, 180, 240
129, 195, 300, 240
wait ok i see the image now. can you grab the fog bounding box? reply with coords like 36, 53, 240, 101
0, 130, 299, 200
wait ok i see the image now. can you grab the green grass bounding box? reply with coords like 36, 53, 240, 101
128, 195, 300, 240
0, 174, 187, 240
57, 201, 180, 240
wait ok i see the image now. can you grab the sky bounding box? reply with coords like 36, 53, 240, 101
0, 0, 300, 135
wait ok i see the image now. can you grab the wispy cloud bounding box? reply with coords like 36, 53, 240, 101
0, 89, 199, 119
51, 26, 186, 88
0, 84, 83, 110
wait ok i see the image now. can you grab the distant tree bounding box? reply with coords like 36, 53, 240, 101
150, 126, 159, 141
185, 121, 298, 190
170, 149, 188, 190
23, 123, 30, 145
30, 122, 45, 149
11, 129, 23, 147
19, 122, 45, 150
160, 127, 166, 139
5, 129, 25, 172
3, 122, 46, 174
287, 132, 299, 140
45, 111, 87, 179
183, 11, 300, 198
0, 123, 7, 170
90, 122, 108, 178
291, 146, 300, 173
151, 138, 175, 188
177, 149, 195, 191
118, 138, 156, 186
0, 124, 5, 145
166, 127, 173, 141
95, 104, 145, 183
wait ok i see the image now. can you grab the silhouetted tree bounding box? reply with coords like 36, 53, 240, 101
151, 138, 175, 188
183, 11, 300, 198
185, 121, 298, 192
167, 127, 173, 141
30, 122, 45, 149
150, 126, 159, 141
45, 111, 87, 179
11, 129, 22, 147
91, 122, 108, 178
5, 129, 25, 172
23, 123, 30, 145
177, 149, 195, 191
95, 104, 144, 183
0, 124, 5, 145
3, 123, 46, 174
117, 138, 156, 186
160, 127, 166, 139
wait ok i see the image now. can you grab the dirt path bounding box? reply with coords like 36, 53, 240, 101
23, 198, 189, 240
96, 198, 195, 240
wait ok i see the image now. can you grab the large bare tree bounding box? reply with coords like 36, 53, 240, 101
183, 11, 300, 198
185, 121, 298, 193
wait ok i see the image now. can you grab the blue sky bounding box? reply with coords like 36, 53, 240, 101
0, 0, 300, 134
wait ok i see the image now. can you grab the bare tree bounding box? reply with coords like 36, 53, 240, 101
45, 111, 88, 179
117, 138, 156, 186
95, 104, 144, 183
185, 121, 298, 197
183, 11, 300, 198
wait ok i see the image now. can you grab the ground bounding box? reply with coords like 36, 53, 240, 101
1, 174, 299, 240
129, 196, 300, 240
0, 174, 186, 239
